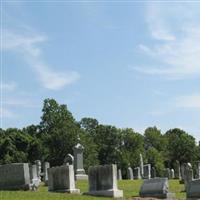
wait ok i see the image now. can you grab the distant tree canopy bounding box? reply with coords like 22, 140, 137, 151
0, 98, 199, 176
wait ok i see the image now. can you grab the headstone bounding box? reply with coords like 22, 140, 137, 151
43, 162, 50, 186
186, 179, 200, 200
143, 164, 151, 179
140, 153, 144, 178
151, 167, 156, 178
64, 154, 74, 166
174, 161, 181, 180
84, 164, 123, 198
117, 169, 122, 180
73, 143, 88, 180
194, 161, 200, 179
163, 168, 171, 179
170, 169, 175, 179
0, 163, 30, 190
29, 164, 40, 190
127, 167, 134, 180
184, 163, 193, 191
139, 178, 176, 199
48, 165, 80, 193
34, 160, 41, 181
134, 167, 141, 179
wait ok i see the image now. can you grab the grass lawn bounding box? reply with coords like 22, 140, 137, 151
0, 180, 186, 200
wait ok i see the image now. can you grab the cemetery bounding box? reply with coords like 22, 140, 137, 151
0, 99, 199, 200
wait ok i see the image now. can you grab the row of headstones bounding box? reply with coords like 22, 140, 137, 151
0, 161, 50, 191
0, 162, 200, 199
47, 164, 200, 199
117, 164, 152, 180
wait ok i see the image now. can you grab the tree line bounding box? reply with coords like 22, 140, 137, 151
0, 98, 200, 177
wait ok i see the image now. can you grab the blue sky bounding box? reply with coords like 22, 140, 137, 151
2, 1, 200, 141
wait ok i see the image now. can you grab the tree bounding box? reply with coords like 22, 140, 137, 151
40, 98, 80, 166
165, 128, 196, 166
144, 126, 166, 151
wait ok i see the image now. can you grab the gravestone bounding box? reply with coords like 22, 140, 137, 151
140, 153, 144, 178
34, 160, 41, 182
170, 169, 175, 179
48, 165, 80, 193
127, 167, 134, 180
186, 179, 200, 200
164, 168, 171, 179
84, 164, 123, 198
43, 162, 50, 186
194, 161, 200, 179
143, 164, 151, 179
29, 164, 40, 190
73, 143, 88, 180
151, 167, 156, 178
134, 167, 141, 179
64, 154, 74, 166
117, 169, 122, 180
139, 178, 176, 199
184, 163, 193, 191
174, 161, 181, 180
0, 163, 30, 190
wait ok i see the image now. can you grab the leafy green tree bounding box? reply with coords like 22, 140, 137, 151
144, 126, 166, 151
165, 128, 196, 165
40, 98, 80, 166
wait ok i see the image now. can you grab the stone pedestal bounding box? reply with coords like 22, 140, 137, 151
73, 143, 88, 180
43, 162, 50, 186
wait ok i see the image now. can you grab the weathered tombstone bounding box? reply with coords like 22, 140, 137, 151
84, 164, 123, 198
48, 165, 80, 193
0, 163, 30, 190
29, 164, 40, 190
117, 169, 122, 180
34, 160, 41, 181
140, 153, 144, 178
184, 163, 193, 191
127, 167, 134, 180
143, 164, 151, 179
139, 178, 176, 199
43, 162, 50, 186
174, 161, 181, 180
64, 154, 74, 166
164, 168, 171, 179
73, 143, 88, 180
134, 167, 141, 179
151, 167, 156, 178
170, 169, 175, 179
194, 161, 200, 179
186, 179, 200, 200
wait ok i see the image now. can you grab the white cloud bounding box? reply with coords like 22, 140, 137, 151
0, 108, 17, 119
1, 82, 17, 91
3, 29, 80, 90
134, 3, 200, 79
175, 94, 200, 109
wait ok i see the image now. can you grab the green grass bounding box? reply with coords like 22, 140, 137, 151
0, 180, 186, 200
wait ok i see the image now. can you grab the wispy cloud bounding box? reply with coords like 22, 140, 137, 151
1, 82, 17, 91
175, 93, 200, 109
4, 29, 80, 90
134, 3, 200, 79
0, 108, 18, 119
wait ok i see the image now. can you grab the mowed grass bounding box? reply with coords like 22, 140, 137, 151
0, 180, 186, 200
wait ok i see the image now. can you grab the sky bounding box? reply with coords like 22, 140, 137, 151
1, 1, 200, 141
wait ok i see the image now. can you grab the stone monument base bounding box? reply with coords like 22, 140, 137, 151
49, 188, 80, 193
75, 174, 88, 180
84, 189, 123, 198
140, 193, 176, 199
